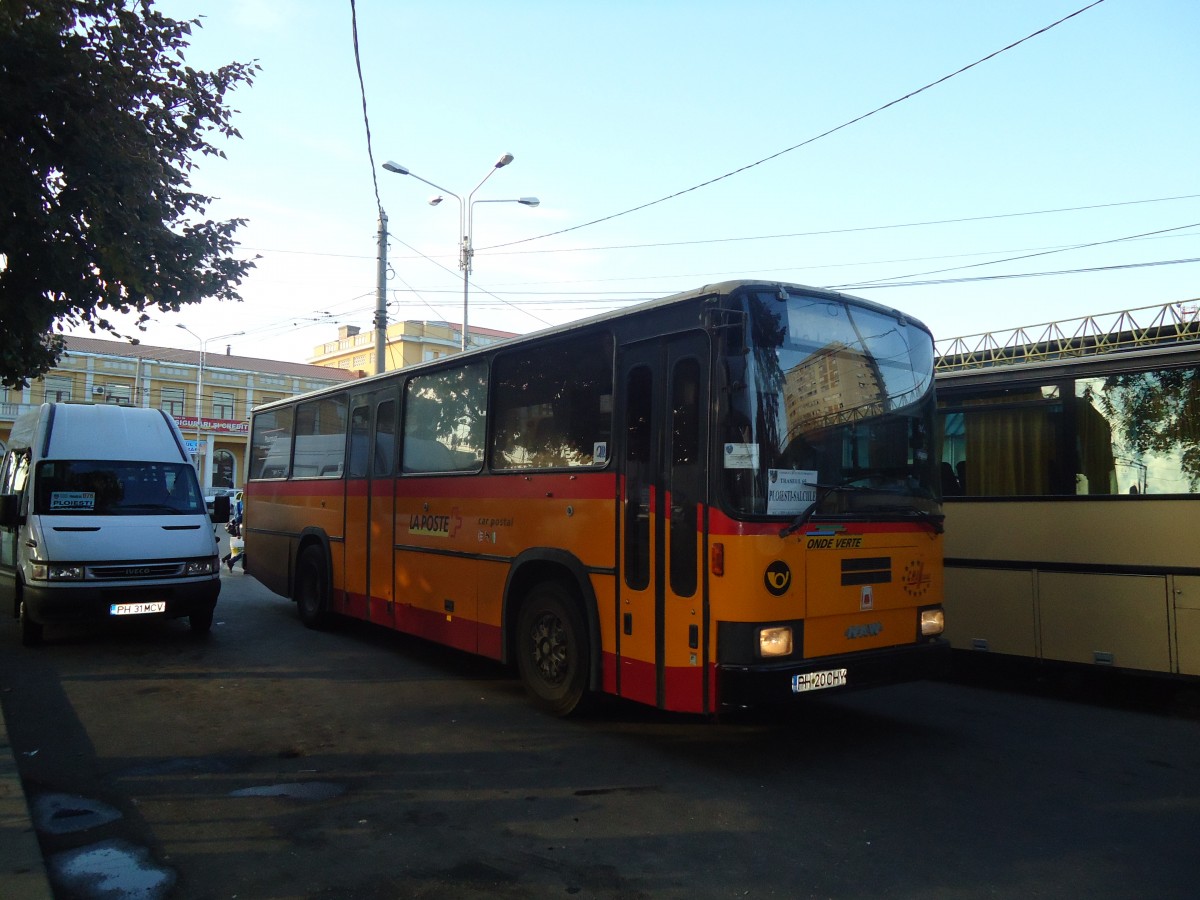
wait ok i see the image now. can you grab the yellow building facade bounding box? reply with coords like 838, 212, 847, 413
308, 321, 517, 373
0, 336, 357, 491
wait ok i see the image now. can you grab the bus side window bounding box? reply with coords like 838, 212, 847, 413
374, 400, 396, 477
624, 365, 653, 591
294, 395, 348, 479
249, 406, 295, 481
348, 403, 370, 479
402, 363, 487, 474
490, 333, 614, 470
669, 357, 701, 597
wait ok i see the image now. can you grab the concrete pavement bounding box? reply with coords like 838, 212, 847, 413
0, 524, 235, 899
0, 708, 53, 899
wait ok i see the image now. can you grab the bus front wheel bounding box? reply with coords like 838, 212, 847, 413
295, 545, 331, 629
516, 582, 589, 717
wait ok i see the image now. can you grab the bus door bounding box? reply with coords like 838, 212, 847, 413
345, 388, 398, 626
618, 333, 709, 712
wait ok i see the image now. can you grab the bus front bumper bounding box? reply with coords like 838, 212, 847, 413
716, 639, 950, 709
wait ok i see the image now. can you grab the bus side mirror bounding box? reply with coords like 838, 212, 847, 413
211, 494, 231, 524
0, 494, 21, 528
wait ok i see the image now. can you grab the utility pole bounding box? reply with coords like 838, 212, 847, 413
374, 209, 388, 375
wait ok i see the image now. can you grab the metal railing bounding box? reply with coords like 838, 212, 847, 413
935, 299, 1200, 373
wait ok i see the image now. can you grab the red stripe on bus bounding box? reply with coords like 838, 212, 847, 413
338, 590, 505, 661
708, 507, 930, 537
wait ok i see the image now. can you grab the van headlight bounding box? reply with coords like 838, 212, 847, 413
185, 558, 219, 576
31, 564, 85, 581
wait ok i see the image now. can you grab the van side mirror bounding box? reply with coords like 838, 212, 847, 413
0, 493, 21, 528
211, 494, 231, 524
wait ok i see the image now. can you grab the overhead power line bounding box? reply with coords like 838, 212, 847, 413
372, 254, 1200, 300
839, 257, 1200, 290
840, 221, 1200, 288
479, 193, 1200, 258
348, 0, 382, 215
486, 0, 1110, 251
232, 191, 1199, 263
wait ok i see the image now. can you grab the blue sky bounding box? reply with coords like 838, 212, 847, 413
96, 0, 1199, 363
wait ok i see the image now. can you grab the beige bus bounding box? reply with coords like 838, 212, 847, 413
935, 303, 1200, 678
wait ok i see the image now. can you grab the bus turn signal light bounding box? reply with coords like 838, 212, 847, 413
711, 542, 724, 576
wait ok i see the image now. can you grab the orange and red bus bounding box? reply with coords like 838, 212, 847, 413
244, 280, 946, 715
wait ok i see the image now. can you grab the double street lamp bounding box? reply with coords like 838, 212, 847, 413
383, 154, 539, 351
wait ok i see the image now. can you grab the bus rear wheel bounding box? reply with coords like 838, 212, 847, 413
295, 545, 331, 629
516, 582, 589, 717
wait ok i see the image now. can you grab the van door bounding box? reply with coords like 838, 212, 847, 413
617, 333, 710, 712
0, 450, 30, 609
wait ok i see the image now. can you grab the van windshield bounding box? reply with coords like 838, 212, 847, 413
34, 461, 206, 516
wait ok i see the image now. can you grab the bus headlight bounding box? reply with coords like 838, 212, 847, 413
759, 625, 794, 657
920, 607, 945, 637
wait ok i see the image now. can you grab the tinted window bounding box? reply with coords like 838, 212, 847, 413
374, 400, 397, 477
491, 334, 614, 470
402, 363, 487, 474
249, 407, 295, 480
294, 395, 348, 478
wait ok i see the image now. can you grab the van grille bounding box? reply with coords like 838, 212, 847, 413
89, 562, 185, 580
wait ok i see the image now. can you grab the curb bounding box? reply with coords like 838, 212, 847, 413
0, 709, 54, 899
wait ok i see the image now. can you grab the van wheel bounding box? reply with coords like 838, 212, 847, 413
295, 545, 331, 629
190, 606, 214, 635
516, 582, 589, 717
20, 601, 43, 648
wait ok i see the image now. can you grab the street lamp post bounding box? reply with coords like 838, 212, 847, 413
176, 325, 245, 486
382, 155, 538, 352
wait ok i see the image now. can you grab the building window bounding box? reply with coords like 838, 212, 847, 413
44, 376, 73, 403
105, 384, 132, 405
212, 391, 235, 420
160, 387, 186, 417
213, 449, 236, 488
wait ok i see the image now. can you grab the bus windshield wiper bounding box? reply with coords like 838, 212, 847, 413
892, 505, 945, 534
778, 481, 872, 538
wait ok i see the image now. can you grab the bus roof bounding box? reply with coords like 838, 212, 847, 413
252, 279, 932, 414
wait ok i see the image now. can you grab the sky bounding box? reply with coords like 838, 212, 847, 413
78, 0, 1200, 365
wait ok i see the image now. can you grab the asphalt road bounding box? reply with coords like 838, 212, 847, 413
1, 557, 1198, 899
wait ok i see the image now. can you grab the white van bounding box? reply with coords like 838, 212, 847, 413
0, 403, 229, 645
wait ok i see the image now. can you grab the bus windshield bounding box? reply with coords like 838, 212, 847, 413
720, 289, 939, 520
33, 460, 206, 516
